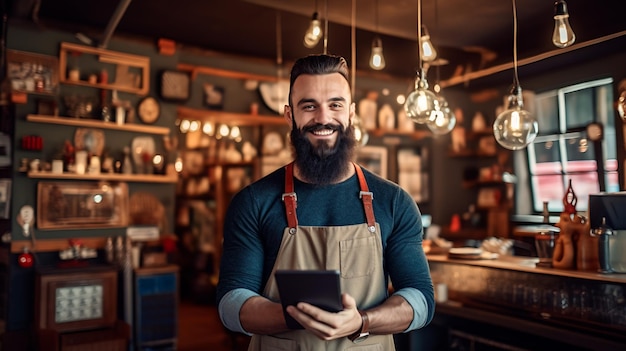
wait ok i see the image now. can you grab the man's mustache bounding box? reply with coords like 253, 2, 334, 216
302, 123, 342, 133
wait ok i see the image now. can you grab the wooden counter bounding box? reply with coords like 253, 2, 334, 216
427, 254, 626, 284
423, 254, 626, 350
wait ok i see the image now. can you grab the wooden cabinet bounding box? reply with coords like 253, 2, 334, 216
59, 42, 150, 96
175, 106, 283, 295
34, 266, 130, 351
442, 125, 514, 240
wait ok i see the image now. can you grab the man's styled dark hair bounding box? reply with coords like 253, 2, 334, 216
288, 54, 350, 107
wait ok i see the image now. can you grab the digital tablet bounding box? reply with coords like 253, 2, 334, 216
274, 269, 343, 329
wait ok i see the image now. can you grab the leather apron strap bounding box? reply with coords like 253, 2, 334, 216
282, 163, 298, 233
283, 162, 376, 233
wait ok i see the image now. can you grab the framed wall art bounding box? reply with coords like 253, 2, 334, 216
0, 179, 11, 219
356, 146, 388, 179
6, 49, 59, 94
37, 182, 129, 230
203, 83, 224, 110
397, 147, 429, 203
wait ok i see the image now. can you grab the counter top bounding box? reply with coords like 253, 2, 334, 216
427, 254, 626, 284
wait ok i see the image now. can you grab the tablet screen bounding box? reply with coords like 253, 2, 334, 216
275, 269, 343, 329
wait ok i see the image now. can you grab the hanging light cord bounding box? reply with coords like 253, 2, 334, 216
512, 0, 520, 88
375, 0, 379, 33
323, 0, 329, 54
351, 0, 356, 97
434, 0, 440, 85
276, 10, 283, 77
417, 0, 422, 70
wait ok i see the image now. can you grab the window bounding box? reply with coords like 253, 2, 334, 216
522, 78, 618, 214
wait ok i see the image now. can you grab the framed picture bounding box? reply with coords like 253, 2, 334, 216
6, 49, 59, 94
37, 182, 129, 230
356, 146, 388, 178
397, 147, 428, 203
203, 83, 224, 110
0, 179, 11, 219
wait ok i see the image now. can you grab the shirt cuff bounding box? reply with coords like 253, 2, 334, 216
218, 288, 260, 335
393, 287, 428, 332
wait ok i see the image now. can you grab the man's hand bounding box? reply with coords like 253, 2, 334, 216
286, 293, 363, 340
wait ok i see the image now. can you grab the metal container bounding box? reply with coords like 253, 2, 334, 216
589, 192, 626, 273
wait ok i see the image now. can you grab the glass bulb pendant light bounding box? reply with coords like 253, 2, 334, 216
351, 0, 368, 146
493, 0, 538, 150
617, 90, 625, 121
353, 113, 370, 146
304, 12, 323, 48
493, 85, 538, 150
552, 0, 575, 48
404, 68, 438, 124
427, 93, 456, 135
369, 36, 386, 70
420, 25, 437, 62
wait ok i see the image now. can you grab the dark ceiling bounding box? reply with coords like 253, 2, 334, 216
6, 0, 626, 86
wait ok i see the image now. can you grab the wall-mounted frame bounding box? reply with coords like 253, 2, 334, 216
159, 70, 191, 101
203, 83, 224, 110
0, 179, 11, 219
6, 49, 59, 95
37, 181, 129, 230
357, 146, 388, 179
397, 147, 429, 203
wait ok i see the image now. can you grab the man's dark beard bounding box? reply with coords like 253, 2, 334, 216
290, 122, 357, 185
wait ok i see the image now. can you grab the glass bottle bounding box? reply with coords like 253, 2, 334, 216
122, 146, 133, 174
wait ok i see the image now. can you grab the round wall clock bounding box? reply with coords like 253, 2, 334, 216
586, 122, 603, 141
137, 97, 161, 124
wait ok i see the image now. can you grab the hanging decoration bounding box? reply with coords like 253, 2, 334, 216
351, 0, 369, 146
552, 0, 576, 48
493, 0, 538, 150
303, 0, 322, 48
369, 0, 386, 70
404, 0, 438, 124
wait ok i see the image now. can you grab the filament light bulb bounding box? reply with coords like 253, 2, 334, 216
369, 37, 386, 70
552, 0, 575, 48
404, 72, 438, 124
427, 96, 456, 135
303, 12, 323, 48
493, 86, 538, 150
420, 26, 437, 62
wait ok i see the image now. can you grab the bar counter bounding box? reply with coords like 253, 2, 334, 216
427, 254, 626, 284
407, 254, 626, 351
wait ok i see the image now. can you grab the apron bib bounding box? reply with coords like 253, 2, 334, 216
248, 163, 395, 351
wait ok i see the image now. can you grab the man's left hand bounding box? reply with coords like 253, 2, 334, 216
286, 293, 363, 340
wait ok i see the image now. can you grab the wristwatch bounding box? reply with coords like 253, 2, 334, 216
348, 310, 370, 343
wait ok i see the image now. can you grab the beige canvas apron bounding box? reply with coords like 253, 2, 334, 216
248, 163, 395, 351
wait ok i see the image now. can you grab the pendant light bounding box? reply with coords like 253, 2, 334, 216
404, 0, 438, 124
552, 0, 575, 48
493, 0, 538, 150
425, 0, 454, 135
618, 92, 626, 121
420, 25, 437, 62
369, 0, 386, 70
351, 0, 368, 145
303, 0, 322, 48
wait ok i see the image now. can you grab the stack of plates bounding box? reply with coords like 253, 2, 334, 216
448, 247, 484, 260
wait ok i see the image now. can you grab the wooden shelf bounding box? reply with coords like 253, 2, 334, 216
59, 42, 150, 95
177, 106, 286, 126
27, 114, 171, 135
367, 128, 431, 140
177, 63, 281, 82
448, 149, 497, 158
27, 171, 178, 183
